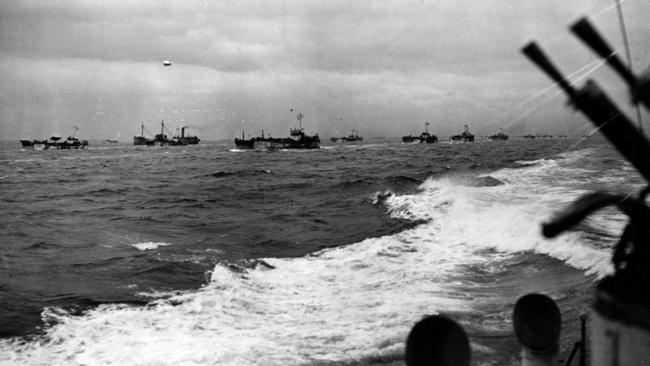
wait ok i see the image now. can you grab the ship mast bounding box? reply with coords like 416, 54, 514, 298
297, 113, 304, 130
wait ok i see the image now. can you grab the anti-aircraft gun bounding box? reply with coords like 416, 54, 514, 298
519, 17, 650, 366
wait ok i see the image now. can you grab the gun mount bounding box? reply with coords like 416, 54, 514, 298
523, 14, 650, 366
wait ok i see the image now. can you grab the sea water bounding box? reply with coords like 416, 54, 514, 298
0, 137, 640, 365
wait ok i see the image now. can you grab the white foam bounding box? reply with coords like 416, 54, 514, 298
132, 242, 171, 251
1, 230, 482, 365
384, 148, 615, 278
0, 147, 625, 365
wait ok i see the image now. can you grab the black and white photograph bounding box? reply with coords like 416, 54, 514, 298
1, 1, 650, 365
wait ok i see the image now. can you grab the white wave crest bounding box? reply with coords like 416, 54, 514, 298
0, 147, 625, 365
132, 242, 171, 251
1, 228, 485, 365
382, 150, 617, 278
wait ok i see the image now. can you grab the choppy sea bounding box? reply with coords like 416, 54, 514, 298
0, 136, 642, 365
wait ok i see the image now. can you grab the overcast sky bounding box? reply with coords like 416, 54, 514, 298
1, 0, 649, 141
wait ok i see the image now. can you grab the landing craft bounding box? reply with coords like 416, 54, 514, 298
162, 60, 172, 66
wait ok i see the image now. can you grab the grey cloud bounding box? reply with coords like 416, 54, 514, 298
1, 0, 650, 140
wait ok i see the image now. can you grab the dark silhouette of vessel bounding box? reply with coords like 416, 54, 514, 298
331, 129, 363, 143
134, 121, 200, 146
134, 123, 155, 146
234, 112, 320, 150
489, 128, 509, 141
170, 126, 200, 145
402, 122, 438, 143
450, 125, 475, 142
21, 130, 88, 150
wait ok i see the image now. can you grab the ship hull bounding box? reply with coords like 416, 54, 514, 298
489, 134, 509, 141
254, 137, 320, 150
402, 135, 438, 143
20, 138, 88, 149
134, 125, 199, 146
332, 136, 363, 143
234, 138, 255, 150
234, 136, 320, 150
169, 136, 200, 146
133, 136, 155, 146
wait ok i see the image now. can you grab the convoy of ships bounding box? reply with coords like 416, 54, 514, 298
21, 106, 565, 150
18, 116, 532, 150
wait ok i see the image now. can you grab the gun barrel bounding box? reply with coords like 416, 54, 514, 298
571, 18, 650, 112
575, 80, 650, 182
522, 42, 577, 99
570, 18, 636, 85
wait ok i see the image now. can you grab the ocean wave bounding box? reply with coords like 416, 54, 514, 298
0, 183, 609, 365
514, 158, 553, 166
132, 242, 171, 251
26, 242, 62, 250
335, 178, 374, 188
0, 143, 625, 365
381, 157, 614, 278
87, 187, 129, 196
370, 190, 394, 205
384, 175, 421, 185
0, 233, 476, 365
0, 212, 494, 365
470, 176, 504, 187
208, 169, 272, 178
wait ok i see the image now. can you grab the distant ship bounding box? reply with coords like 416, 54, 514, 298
133, 123, 155, 146
331, 129, 363, 143
170, 126, 200, 145
104, 133, 120, 144
489, 128, 509, 141
134, 121, 200, 146
234, 113, 320, 150
234, 130, 256, 149
402, 122, 438, 143
21, 129, 89, 150
20, 139, 49, 150
450, 125, 475, 142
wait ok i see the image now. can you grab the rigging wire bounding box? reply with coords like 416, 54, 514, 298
561, 0, 645, 153
142, 125, 154, 137
483, 0, 643, 141
485, 58, 609, 133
